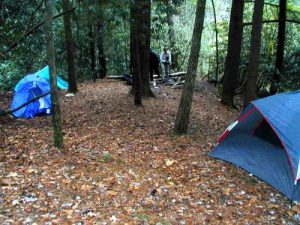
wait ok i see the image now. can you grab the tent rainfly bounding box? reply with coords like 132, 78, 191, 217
210, 91, 300, 201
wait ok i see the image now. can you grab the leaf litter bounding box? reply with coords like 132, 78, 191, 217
0, 79, 299, 224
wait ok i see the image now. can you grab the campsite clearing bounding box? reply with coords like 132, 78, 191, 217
1, 80, 299, 224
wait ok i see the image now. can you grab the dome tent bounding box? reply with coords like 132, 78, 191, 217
14, 65, 68, 91
11, 66, 68, 118
210, 91, 300, 201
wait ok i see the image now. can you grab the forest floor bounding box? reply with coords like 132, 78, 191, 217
1, 79, 300, 224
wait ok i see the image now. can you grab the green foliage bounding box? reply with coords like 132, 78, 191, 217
1, 0, 300, 93
102, 151, 112, 162
0, 62, 24, 91
134, 213, 151, 222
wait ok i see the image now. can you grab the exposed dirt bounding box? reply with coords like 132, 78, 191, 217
0, 80, 298, 224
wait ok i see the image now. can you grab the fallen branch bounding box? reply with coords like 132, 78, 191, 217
169, 71, 186, 77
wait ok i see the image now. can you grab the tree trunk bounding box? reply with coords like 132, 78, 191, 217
137, 0, 152, 97
72, 9, 84, 80
89, 25, 96, 82
167, 0, 178, 71
130, 2, 134, 76
211, 0, 219, 84
221, 0, 244, 107
133, 27, 142, 106
62, 0, 78, 93
131, 0, 153, 98
271, 0, 287, 93
174, 0, 206, 135
130, 0, 142, 105
0, 1, 4, 25
45, 0, 63, 148
97, 21, 107, 78
244, 0, 265, 108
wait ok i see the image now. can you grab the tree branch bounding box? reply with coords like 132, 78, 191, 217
0, 91, 51, 116
245, 0, 300, 14
28, 0, 44, 27
1, 6, 76, 56
286, 19, 300, 24
245, 0, 279, 8
244, 19, 300, 26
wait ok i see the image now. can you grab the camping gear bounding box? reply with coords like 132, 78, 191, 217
209, 91, 300, 201
123, 74, 132, 85
11, 66, 68, 118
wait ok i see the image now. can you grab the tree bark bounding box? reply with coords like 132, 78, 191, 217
0, 1, 3, 26
272, 0, 287, 90
133, 27, 142, 106
131, 0, 153, 98
221, 0, 244, 108
244, 0, 265, 108
166, 0, 178, 71
211, 0, 219, 84
72, 8, 84, 80
131, 0, 142, 106
45, 0, 63, 148
97, 20, 107, 79
130, 1, 134, 76
138, 0, 152, 97
174, 0, 206, 135
63, 0, 78, 93
89, 25, 96, 82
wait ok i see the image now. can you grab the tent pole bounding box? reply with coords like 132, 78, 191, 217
291, 186, 295, 208
291, 181, 298, 208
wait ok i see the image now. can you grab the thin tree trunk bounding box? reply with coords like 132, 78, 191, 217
131, 0, 153, 98
211, 0, 219, 84
271, 0, 287, 93
45, 0, 63, 148
97, 21, 107, 79
63, 0, 78, 93
89, 25, 96, 82
244, 0, 265, 108
133, 28, 142, 106
131, 1, 142, 106
72, 9, 84, 79
174, 0, 206, 135
123, 14, 129, 71
138, 0, 152, 97
167, 0, 178, 71
130, 0, 134, 76
221, 0, 244, 108
0, 0, 4, 26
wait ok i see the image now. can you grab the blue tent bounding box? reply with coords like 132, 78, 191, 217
210, 91, 300, 201
11, 74, 51, 118
14, 65, 68, 91
11, 66, 68, 118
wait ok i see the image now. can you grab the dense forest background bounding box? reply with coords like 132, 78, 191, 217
1, 0, 300, 92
